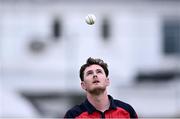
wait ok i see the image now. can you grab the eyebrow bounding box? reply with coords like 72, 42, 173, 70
96, 69, 103, 71
86, 68, 103, 73
86, 70, 93, 74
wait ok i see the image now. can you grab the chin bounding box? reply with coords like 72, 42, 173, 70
89, 87, 106, 95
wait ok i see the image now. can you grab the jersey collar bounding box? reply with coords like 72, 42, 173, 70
83, 95, 117, 114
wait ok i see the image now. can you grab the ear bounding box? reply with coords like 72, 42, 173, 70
81, 81, 87, 90
106, 78, 110, 86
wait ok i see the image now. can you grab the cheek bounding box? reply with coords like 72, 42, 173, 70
83, 79, 92, 85
99, 75, 107, 79
84, 75, 93, 81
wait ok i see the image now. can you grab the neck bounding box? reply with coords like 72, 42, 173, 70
87, 91, 110, 112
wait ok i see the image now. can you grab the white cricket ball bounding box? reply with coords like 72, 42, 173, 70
85, 14, 96, 25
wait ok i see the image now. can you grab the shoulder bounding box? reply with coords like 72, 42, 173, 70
114, 99, 138, 118
64, 104, 86, 118
114, 99, 133, 110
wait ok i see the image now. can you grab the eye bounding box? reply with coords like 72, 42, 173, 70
86, 71, 93, 76
97, 69, 102, 73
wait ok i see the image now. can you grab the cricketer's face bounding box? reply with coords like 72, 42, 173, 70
81, 64, 109, 95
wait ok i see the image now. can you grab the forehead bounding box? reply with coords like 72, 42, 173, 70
84, 64, 103, 72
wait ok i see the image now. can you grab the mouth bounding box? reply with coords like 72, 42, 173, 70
93, 80, 100, 84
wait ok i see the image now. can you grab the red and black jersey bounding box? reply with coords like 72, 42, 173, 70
64, 95, 138, 118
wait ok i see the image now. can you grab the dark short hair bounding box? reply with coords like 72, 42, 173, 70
79, 57, 109, 81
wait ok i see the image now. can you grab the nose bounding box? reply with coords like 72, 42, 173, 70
93, 74, 97, 78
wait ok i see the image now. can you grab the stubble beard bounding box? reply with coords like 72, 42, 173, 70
88, 86, 106, 95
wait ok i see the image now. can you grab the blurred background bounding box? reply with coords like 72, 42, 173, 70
0, 0, 180, 118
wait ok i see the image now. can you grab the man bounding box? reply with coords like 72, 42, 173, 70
64, 57, 138, 118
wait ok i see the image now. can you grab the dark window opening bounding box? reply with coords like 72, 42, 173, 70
52, 18, 62, 40
163, 18, 180, 55
28, 39, 46, 54
136, 70, 177, 83
101, 18, 111, 41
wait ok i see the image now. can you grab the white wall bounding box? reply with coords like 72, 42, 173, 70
1, 0, 180, 117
